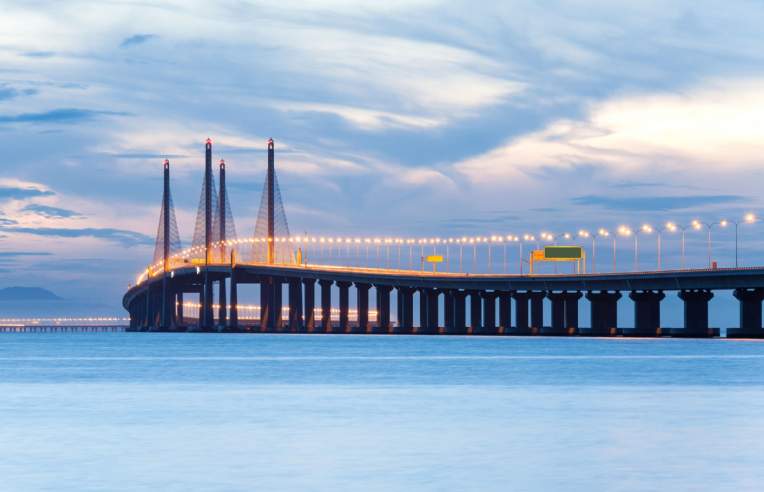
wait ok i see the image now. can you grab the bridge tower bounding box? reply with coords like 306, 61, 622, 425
252, 138, 290, 263
218, 158, 227, 327
150, 158, 182, 330
201, 138, 214, 329
267, 138, 275, 264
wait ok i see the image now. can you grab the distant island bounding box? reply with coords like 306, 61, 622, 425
0, 286, 63, 301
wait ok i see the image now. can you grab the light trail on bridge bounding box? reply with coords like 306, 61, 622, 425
135, 210, 759, 287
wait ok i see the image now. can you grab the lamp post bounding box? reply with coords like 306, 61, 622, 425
579, 230, 593, 273
722, 213, 756, 268
636, 224, 653, 271
692, 219, 724, 268
520, 234, 534, 274
617, 226, 633, 272
665, 222, 690, 269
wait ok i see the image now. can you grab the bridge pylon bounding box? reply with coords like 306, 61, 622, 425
252, 138, 291, 263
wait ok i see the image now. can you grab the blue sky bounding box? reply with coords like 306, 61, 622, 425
2, 1, 764, 311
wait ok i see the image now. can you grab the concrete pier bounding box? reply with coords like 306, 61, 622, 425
587, 291, 621, 336
728, 288, 764, 338
677, 289, 715, 338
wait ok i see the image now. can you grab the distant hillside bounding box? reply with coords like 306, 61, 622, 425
0, 286, 63, 301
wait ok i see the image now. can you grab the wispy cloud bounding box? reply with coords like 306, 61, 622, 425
1, 227, 152, 247
120, 34, 157, 48
0, 108, 128, 125
21, 50, 56, 58
0, 183, 54, 200
0, 251, 52, 257
571, 194, 746, 211
22, 204, 84, 219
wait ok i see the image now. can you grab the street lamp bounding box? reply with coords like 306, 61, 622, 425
636, 224, 653, 271
692, 219, 724, 268
520, 234, 535, 274
579, 230, 593, 273
617, 226, 632, 272
597, 228, 613, 272
665, 222, 691, 269
722, 213, 756, 268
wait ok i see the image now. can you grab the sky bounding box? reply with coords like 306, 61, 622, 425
1, 0, 764, 313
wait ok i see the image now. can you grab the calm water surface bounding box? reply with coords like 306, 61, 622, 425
1, 334, 763, 491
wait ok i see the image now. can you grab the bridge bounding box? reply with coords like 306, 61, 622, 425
123, 139, 764, 338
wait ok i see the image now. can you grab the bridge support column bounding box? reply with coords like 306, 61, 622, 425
627, 291, 664, 337
547, 291, 581, 335
319, 279, 333, 333
260, 277, 271, 332
443, 290, 455, 333
288, 278, 303, 333
155, 276, 170, 332
337, 281, 351, 333
498, 291, 512, 334
203, 272, 214, 331
729, 288, 764, 338
677, 290, 716, 337
303, 279, 316, 333
272, 278, 284, 332
355, 283, 370, 334
394, 287, 413, 334
586, 291, 621, 336
426, 289, 439, 334
469, 291, 482, 335
547, 292, 566, 335
510, 292, 532, 335
228, 272, 239, 331
195, 285, 204, 332
217, 278, 227, 330
176, 292, 184, 328
564, 292, 582, 334
374, 285, 392, 333
529, 292, 545, 334
480, 292, 498, 335
418, 289, 428, 333
450, 290, 467, 335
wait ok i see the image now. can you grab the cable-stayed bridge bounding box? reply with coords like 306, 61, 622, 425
124, 139, 764, 338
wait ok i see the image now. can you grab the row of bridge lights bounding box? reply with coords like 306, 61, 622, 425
140, 213, 758, 282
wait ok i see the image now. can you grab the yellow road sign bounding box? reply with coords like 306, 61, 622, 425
426, 255, 443, 263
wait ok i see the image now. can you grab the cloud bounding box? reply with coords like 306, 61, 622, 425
101, 152, 188, 160
0, 251, 52, 257
571, 194, 745, 211
22, 204, 84, 219
1, 227, 153, 247
0, 182, 54, 200
0, 108, 128, 125
454, 79, 764, 184
277, 102, 446, 131
0, 218, 18, 225
120, 34, 158, 48
21, 50, 56, 58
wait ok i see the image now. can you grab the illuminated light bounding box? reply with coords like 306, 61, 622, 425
563, 233, 571, 240
641, 224, 653, 233
720, 220, 728, 227
196, 266, 201, 274
745, 213, 757, 223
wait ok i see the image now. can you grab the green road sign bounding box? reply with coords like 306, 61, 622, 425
544, 246, 583, 259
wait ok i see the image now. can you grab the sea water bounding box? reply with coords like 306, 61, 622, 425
1, 333, 763, 491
